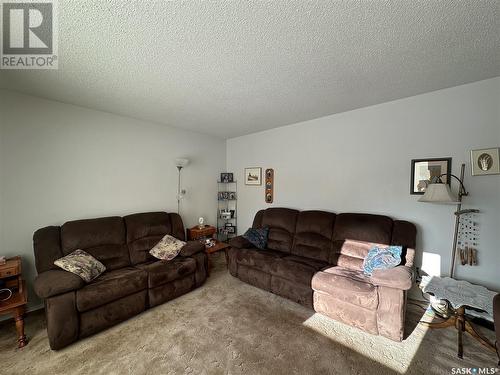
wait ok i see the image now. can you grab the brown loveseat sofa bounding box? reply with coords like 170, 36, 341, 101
228, 208, 416, 341
33, 211, 207, 349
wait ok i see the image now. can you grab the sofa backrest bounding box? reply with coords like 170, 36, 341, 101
33, 211, 185, 273
254, 208, 298, 253
33, 226, 63, 273
61, 216, 129, 271
291, 210, 336, 262
251, 208, 416, 270
124, 212, 185, 265
332, 213, 394, 270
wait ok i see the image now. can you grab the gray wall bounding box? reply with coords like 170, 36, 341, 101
0, 90, 226, 310
227, 78, 500, 291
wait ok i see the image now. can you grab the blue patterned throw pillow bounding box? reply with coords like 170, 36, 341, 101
243, 227, 269, 249
363, 246, 403, 276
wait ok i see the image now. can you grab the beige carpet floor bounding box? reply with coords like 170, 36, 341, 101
1, 254, 498, 375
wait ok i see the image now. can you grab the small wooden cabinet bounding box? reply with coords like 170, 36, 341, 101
0, 256, 27, 348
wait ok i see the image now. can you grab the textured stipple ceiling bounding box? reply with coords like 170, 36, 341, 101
1, 1, 499, 138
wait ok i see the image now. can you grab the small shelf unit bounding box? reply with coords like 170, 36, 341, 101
217, 181, 237, 242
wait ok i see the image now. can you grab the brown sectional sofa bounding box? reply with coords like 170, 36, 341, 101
228, 208, 416, 341
33, 211, 208, 349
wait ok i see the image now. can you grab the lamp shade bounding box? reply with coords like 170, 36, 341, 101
418, 183, 459, 204
174, 158, 190, 168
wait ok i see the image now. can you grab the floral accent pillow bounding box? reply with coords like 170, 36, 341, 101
149, 234, 186, 261
54, 249, 106, 282
363, 246, 403, 276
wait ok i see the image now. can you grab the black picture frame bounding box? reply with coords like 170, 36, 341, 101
220, 173, 233, 183
224, 223, 236, 234
410, 158, 452, 195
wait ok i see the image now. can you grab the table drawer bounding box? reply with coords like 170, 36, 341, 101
0, 267, 19, 278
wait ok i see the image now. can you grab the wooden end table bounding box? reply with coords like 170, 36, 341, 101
420, 276, 496, 359
0, 256, 28, 348
186, 225, 230, 275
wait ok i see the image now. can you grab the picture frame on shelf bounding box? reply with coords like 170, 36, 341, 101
410, 158, 452, 195
220, 209, 232, 219
220, 172, 234, 183
470, 148, 500, 176
218, 191, 236, 200
244, 167, 262, 185
224, 223, 236, 234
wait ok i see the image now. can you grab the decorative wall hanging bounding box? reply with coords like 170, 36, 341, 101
470, 148, 500, 176
410, 158, 452, 195
244, 167, 261, 185
457, 210, 479, 266
265, 168, 274, 203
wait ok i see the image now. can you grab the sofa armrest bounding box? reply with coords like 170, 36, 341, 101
34, 269, 85, 299
228, 236, 254, 249
179, 241, 205, 257
370, 266, 413, 290
494, 294, 500, 354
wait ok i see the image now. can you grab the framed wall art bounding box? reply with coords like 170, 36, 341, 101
410, 158, 452, 195
470, 148, 500, 176
244, 167, 261, 185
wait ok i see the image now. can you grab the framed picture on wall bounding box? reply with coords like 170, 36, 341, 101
244, 167, 262, 185
470, 148, 500, 176
410, 158, 452, 195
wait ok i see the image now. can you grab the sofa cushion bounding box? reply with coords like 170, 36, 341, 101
332, 214, 393, 269
228, 236, 254, 249
335, 238, 397, 271
76, 267, 147, 312
292, 210, 335, 262
370, 266, 413, 290
235, 248, 287, 274
124, 212, 172, 265
54, 249, 106, 282
260, 208, 298, 253
149, 234, 185, 261
312, 266, 378, 310
61, 216, 129, 271
275, 255, 329, 285
136, 258, 197, 288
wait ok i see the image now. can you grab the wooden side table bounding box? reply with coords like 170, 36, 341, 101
0, 256, 28, 348
420, 276, 496, 359
186, 225, 230, 275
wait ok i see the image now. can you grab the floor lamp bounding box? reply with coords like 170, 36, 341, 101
418, 163, 479, 278
174, 158, 189, 214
